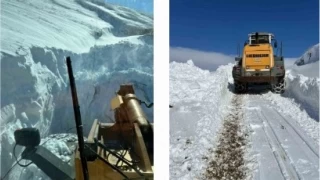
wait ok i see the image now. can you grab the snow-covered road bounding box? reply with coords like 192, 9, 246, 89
169, 60, 319, 180
244, 94, 319, 180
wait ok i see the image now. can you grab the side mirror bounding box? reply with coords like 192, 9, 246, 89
274, 42, 278, 48
235, 57, 242, 61
14, 128, 40, 147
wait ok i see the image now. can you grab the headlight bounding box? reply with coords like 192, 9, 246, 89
265, 65, 269, 69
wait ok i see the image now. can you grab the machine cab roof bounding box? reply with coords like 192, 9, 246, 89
248, 32, 275, 45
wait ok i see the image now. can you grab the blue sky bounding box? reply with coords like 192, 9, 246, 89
170, 0, 319, 59
105, 0, 153, 15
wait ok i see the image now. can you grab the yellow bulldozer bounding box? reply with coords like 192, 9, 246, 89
232, 32, 286, 93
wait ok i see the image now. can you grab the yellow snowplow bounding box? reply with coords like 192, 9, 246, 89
74, 84, 154, 180
13, 57, 154, 180
232, 32, 286, 93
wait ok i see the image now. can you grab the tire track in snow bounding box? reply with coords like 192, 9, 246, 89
255, 110, 300, 180
247, 94, 319, 180
204, 95, 249, 180
270, 107, 319, 158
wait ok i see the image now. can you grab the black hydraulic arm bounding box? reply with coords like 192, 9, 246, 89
66, 56, 89, 180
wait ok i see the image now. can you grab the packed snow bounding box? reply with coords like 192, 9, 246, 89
1, 0, 153, 179
170, 44, 319, 179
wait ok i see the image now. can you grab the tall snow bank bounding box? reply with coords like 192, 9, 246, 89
283, 43, 319, 120
169, 60, 234, 179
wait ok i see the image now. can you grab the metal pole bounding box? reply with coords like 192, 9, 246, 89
66, 57, 89, 180
237, 43, 239, 57
280, 41, 283, 57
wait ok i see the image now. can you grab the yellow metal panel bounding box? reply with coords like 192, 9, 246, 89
110, 95, 123, 110
242, 43, 274, 69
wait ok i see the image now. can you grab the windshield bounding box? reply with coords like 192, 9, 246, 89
251, 35, 269, 44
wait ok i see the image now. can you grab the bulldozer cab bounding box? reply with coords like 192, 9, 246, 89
248, 32, 274, 45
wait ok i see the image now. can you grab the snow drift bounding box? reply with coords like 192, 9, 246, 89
1, 0, 153, 178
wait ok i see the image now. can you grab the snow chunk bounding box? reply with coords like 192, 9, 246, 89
186, 59, 194, 66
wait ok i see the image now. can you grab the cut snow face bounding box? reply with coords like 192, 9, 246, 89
282, 73, 319, 121
1, 0, 153, 179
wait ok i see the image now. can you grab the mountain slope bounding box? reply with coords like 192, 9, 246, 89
1, 0, 153, 55
294, 43, 319, 67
